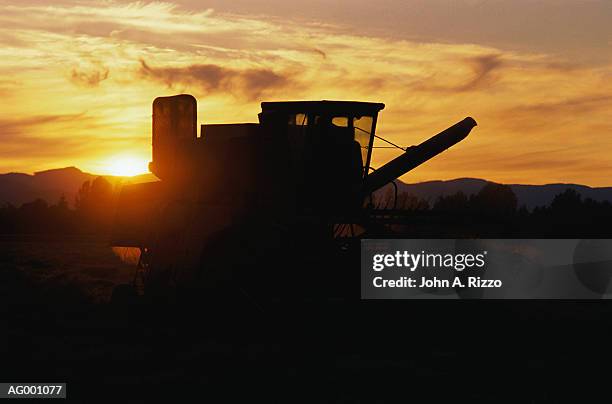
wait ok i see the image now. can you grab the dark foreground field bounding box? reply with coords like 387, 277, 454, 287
1, 235, 611, 402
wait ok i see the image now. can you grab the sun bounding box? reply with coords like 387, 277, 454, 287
106, 155, 149, 177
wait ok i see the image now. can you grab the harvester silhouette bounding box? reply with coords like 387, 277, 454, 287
111, 94, 476, 301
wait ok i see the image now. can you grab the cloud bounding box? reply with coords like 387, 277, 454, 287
507, 95, 612, 115
492, 93, 612, 135
411, 53, 504, 93
138, 59, 288, 100
310, 48, 327, 59
0, 134, 90, 158
459, 54, 503, 91
70, 65, 109, 87
0, 113, 93, 171
0, 113, 89, 136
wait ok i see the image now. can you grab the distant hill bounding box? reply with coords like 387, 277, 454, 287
388, 178, 612, 210
1, 168, 611, 210
0, 167, 157, 207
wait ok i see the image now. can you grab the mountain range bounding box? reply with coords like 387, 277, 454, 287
388, 178, 612, 210
1, 167, 611, 210
0, 167, 156, 207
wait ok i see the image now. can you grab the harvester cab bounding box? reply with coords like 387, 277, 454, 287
258, 100, 385, 218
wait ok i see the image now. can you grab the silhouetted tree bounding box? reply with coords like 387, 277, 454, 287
17, 198, 49, 232
75, 177, 115, 233
433, 191, 469, 213
48, 194, 74, 233
517, 205, 529, 218
550, 189, 582, 214
396, 193, 429, 211
74, 180, 90, 212
56, 194, 69, 211
0, 203, 18, 233
471, 182, 517, 217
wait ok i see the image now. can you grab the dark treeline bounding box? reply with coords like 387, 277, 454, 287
377, 182, 612, 237
1, 179, 612, 237
0, 177, 118, 234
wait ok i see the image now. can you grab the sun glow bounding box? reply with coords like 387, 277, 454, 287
105, 155, 149, 177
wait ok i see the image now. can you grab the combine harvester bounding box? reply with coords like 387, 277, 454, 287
111, 94, 476, 301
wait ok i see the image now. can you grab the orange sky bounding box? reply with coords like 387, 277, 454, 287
1, 0, 611, 185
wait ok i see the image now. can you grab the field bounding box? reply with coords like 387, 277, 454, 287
0, 235, 609, 402
0, 235, 135, 304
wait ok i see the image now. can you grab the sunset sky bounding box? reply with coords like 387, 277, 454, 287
1, 0, 611, 185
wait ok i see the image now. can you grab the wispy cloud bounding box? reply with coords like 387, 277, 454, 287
411, 53, 504, 93
70, 65, 109, 88
460, 54, 504, 91
507, 95, 612, 115
139, 59, 288, 100
0, 113, 90, 136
